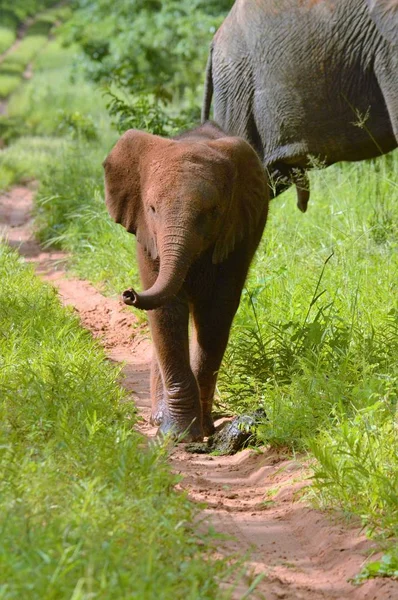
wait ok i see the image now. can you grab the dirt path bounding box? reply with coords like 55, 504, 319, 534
1, 186, 397, 600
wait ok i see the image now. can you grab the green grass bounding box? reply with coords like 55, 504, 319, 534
309, 404, 398, 580
0, 12, 59, 99
0, 73, 21, 99
216, 154, 398, 569
34, 141, 139, 293
218, 155, 398, 432
0, 1, 59, 25
0, 25, 16, 55
310, 406, 398, 534
1, 5, 397, 581
7, 41, 113, 138
0, 243, 234, 599
0, 136, 69, 188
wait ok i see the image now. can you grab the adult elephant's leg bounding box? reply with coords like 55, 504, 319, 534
148, 301, 203, 441
376, 49, 398, 144
191, 269, 243, 437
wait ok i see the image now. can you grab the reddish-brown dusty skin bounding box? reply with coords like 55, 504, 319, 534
1, 186, 397, 600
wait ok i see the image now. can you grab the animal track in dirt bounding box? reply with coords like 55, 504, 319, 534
1, 185, 397, 600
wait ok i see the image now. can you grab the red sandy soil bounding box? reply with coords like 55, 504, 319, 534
1, 185, 397, 600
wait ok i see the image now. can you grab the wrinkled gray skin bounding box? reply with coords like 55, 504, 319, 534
202, 0, 398, 211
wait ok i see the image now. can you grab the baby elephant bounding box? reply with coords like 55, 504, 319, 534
104, 122, 269, 441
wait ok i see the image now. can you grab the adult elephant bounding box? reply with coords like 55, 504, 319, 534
202, 0, 398, 211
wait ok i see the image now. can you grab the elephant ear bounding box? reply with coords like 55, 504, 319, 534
103, 129, 167, 260
366, 0, 398, 46
208, 137, 268, 264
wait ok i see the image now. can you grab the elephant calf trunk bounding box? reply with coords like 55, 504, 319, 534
122, 288, 167, 311
122, 240, 193, 311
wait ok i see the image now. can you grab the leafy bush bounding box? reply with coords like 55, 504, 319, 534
63, 0, 232, 132
0, 0, 58, 26
104, 81, 198, 136
356, 547, 398, 581
66, 0, 230, 92
56, 109, 98, 140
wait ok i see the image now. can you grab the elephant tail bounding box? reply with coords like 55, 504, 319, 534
201, 43, 214, 123
293, 168, 310, 213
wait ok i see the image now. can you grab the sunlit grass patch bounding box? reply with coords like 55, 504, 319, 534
0, 244, 232, 599
0, 136, 68, 188
33, 139, 139, 293
219, 153, 398, 436
33, 38, 79, 70
0, 25, 16, 55
0, 33, 49, 74
0, 73, 21, 99
310, 404, 398, 539
7, 61, 113, 139
217, 152, 398, 563
1, 0, 397, 581
0, 11, 59, 99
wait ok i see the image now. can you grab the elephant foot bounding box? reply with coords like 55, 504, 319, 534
156, 413, 203, 442
150, 407, 164, 427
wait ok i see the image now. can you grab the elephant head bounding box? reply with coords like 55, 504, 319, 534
103, 126, 267, 310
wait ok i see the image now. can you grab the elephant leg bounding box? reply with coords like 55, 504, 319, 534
148, 301, 203, 441
191, 275, 243, 437
376, 50, 398, 144
136, 245, 202, 441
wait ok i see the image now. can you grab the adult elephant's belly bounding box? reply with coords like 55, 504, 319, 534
255, 71, 397, 169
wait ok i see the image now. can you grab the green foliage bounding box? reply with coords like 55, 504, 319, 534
63, 0, 232, 133
1, 17, 54, 67
0, 136, 68, 188
0, 25, 16, 55
310, 404, 398, 538
66, 0, 230, 91
56, 109, 98, 140
104, 81, 199, 136
0, 0, 58, 26
5, 42, 113, 140
0, 73, 20, 99
355, 546, 398, 581
0, 244, 233, 599
0, 13, 57, 99
35, 140, 140, 294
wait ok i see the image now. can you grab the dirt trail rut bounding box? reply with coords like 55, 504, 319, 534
1, 186, 397, 600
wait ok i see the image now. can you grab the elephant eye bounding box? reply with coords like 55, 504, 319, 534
149, 205, 156, 214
